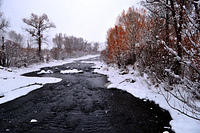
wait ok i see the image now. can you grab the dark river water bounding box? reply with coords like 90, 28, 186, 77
0, 58, 174, 133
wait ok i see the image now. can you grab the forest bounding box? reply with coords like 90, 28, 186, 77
102, 0, 200, 120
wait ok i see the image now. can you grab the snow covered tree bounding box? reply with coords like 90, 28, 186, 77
63, 35, 72, 55
106, 7, 148, 67
23, 13, 55, 60
0, 0, 8, 67
4, 40, 22, 67
0, 12, 8, 33
53, 33, 63, 50
51, 34, 97, 59
52, 33, 63, 59
142, 0, 200, 120
0, 36, 5, 66
107, 25, 128, 67
92, 42, 99, 52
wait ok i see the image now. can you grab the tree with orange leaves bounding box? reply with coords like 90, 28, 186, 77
118, 7, 148, 64
106, 7, 148, 67
107, 25, 128, 67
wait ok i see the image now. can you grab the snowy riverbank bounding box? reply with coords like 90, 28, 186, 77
83, 60, 200, 133
1, 55, 199, 133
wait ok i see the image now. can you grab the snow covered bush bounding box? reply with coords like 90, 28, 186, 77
142, 0, 200, 120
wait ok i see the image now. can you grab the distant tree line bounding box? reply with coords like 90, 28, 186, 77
0, 6, 99, 67
102, 0, 200, 120
51, 33, 99, 60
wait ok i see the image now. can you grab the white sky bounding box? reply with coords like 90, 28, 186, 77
2, 0, 141, 43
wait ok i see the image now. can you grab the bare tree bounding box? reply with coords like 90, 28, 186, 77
0, 0, 8, 66
51, 34, 97, 59
63, 35, 72, 54
4, 40, 22, 67
0, 36, 5, 66
52, 33, 63, 59
0, 0, 8, 33
23, 13, 55, 60
93, 42, 99, 52
0, 12, 8, 32
52, 33, 63, 49
8, 30, 24, 45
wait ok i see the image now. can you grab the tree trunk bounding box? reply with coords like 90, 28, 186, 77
38, 37, 41, 60
169, 0, 182, 75
165, 0, 169, 46
38, 27, 42, 61
1, 36, 6, 67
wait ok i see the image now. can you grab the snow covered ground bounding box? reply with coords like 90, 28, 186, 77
81, 59, 200, 133
0, 69, 61, 104
60, 69, 83, 74
0, 55, 98, 105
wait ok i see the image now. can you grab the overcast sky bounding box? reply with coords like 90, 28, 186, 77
2, 0, 141, 43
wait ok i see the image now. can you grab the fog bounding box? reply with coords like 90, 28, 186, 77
2, 0, 141, 43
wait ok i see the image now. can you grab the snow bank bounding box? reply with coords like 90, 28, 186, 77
84, 60, 200, 133
0, 68, 61, 104
37, 70, 53, 74
60, 69, 83, 74
30, 119, 38, 123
